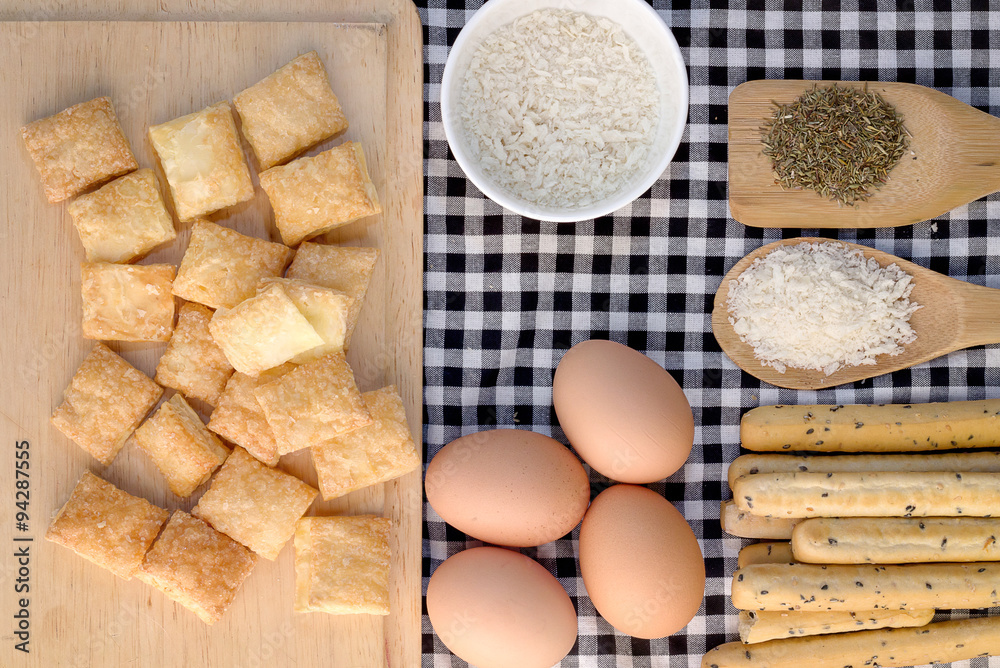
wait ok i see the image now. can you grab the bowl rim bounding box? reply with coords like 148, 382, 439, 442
440, 0, 689, 223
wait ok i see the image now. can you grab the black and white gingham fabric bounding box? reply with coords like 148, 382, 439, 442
419, 1, 1000, 666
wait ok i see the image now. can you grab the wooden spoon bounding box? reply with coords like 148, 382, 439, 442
728, 80, 1000, 228
711, 237, 1000, 390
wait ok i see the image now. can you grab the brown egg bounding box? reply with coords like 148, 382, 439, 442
579, 484, 705, 639
553, 339, 694, 483
425, 429, 590, 547
426, 547, 578, 668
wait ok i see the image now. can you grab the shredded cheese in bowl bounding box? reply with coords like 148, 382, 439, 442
726, 242, 921, 376
459, 9, 661, 210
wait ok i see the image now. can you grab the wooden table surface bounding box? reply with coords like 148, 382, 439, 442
0, 2, 423, 667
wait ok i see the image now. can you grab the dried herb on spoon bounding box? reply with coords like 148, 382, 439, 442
761, 83, 910, 207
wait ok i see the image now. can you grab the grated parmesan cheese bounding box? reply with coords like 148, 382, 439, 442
460, 9, 660, 209
726, 242, 921, 376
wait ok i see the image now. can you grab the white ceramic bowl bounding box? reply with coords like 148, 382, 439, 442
441, 0, 689, 222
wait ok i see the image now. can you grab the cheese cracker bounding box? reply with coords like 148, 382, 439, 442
137, 510, 255, 625
312, 386, 420, 500
133, 394, 229, 497
51, 343, 163, 465
193, 447, 317, 560
45, 471, 168, 580
293, 515, 390, 615
22, 96, 137, 202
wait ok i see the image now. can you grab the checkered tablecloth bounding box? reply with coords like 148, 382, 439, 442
418, 1, 1000, 666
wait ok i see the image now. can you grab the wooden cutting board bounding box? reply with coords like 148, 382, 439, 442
0, 16, 422, 668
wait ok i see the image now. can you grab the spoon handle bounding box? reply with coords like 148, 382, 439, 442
948, 104, 1000, 193
954, 281, 1000, 348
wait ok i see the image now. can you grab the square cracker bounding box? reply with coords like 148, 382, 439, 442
133, 394, 230, 498
148, 101, 254, 222
254, 352, 372, 455
155, 302, 234, 406
172, 220, 293, 310
234, 51, 348, 170
67, 169, 176, 263
257, 277, 352, 363
259, 141, 381, 246
312, 386, 420, 500
294, 515, 390, 615
193, 447, 318, 560
21, 96, 137, 203
285, 242, 379, 347
207, 364, 296, 467
45, 471, 169, 580
80, 262, 176, 342
208, 283, 323, 376
137, 510, 256, 625
51, 343, 163, 465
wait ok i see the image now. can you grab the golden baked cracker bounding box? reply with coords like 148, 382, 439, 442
234, 51, 348, 170
193, 447, 318, 560
293, 515, 390, 614
254, 352, 372, 455
45, 471, 169, 580
209, 283, 323, 376
80, 262, 175, 342
133, 394, 230, 497
285, 242, 379, 347
172, 220, 293, 310
21, 96, 137, 203
148, 101, 254, 221
67, 169, 176, 263
312, 386, 420, 500
137, 510, 255, 625
258, 277, 352, 363
259, 142, 381, 246
206, 364, 296, 467
51, 343, 163, 465
155, 302, 234, 406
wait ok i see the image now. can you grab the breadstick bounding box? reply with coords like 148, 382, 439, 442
702, 616, 1000, 668
731, 562, 1000, 611
793, 516, 1000, 564
720, 500, 797, 539
740, 399, 1000, 452
727, 451, 1000, 489
737, 608, 934, 645
738, 542, 794, 568
732, 471, 1000, 518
